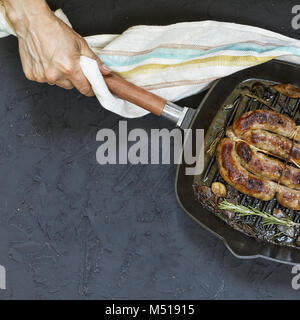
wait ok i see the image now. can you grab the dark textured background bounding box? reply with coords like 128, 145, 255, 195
0, 0, 300, 300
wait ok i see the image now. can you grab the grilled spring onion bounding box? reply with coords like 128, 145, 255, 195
245, 94, 276, 111
219, 200, 300, 229
207, 128, 224, 156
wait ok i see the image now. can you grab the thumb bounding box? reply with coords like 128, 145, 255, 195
81, 44, 111, 76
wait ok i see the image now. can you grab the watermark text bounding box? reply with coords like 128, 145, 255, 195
96, 121, 204, 176
291, 5, 300, 30
0, 265, 5, 290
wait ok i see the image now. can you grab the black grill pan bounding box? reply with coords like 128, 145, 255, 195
175, 59, 300, 265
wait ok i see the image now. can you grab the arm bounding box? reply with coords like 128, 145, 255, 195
2, 0, 111, 96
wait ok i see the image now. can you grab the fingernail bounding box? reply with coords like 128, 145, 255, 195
102, 64, 112, 72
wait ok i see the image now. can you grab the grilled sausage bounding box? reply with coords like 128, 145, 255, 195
232, 110, 299, 141
217, 138, 300, 209
236, 141, 300, 190
241, 129, 300, 167
277, 185, 300, 211
216, 138, 277, 201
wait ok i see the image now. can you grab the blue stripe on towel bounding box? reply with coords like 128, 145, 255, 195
99, 43, 300, 67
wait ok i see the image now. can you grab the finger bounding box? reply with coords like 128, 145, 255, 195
80, 42, 111, 75
70, 66, 94, 97
18, 41, 37, 81
98, 60, 112, 75
32, 61, 46, 83
54, 79, 74, 90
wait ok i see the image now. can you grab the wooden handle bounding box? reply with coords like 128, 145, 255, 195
104, 73, 166, 116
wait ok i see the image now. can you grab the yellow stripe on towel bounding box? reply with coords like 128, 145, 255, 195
116, 55, 275, 79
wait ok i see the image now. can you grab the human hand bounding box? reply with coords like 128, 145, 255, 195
3, 0, 111, 96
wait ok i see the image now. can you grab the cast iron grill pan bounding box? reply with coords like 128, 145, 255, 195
175, 60, 300, 264
194, 79, 300, 248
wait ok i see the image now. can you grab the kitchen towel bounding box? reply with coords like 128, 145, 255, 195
2, 4, 300, 118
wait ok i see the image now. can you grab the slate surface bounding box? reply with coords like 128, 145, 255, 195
0, 0, 300, 300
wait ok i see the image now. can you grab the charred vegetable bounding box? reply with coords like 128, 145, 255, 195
273, 83, 300, 99
211, 182, 227, 197
207, 128, 224, 156
245, 94, 275, 111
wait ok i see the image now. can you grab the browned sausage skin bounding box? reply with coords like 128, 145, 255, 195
216, 138, 277, 201
277, 185, 300, 211
236, 141, 283, 181
216, 110, 300, 210
282, 167, 300, 190
232, 110, 298, 141
235, 141, 300, 190
241, 129, 300, 167
217, 138, 300, 210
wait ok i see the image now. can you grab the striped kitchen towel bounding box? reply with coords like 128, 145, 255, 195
1, 4, 300, 118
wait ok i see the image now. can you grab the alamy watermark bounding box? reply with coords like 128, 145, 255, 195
96, 121, 205, 176
0, 265, 5, 290
291, 5, 300, 30
292, 265, 300, 290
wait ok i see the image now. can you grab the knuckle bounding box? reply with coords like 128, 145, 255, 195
54, 57, 73, 75
63, 63, 73, 75
24, 71, 34, 81
63, 83, 73, 90
32, 72, 44, 83
35, 77, 43, 83
80, 85, 92, 96
45, 69, 60, 83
